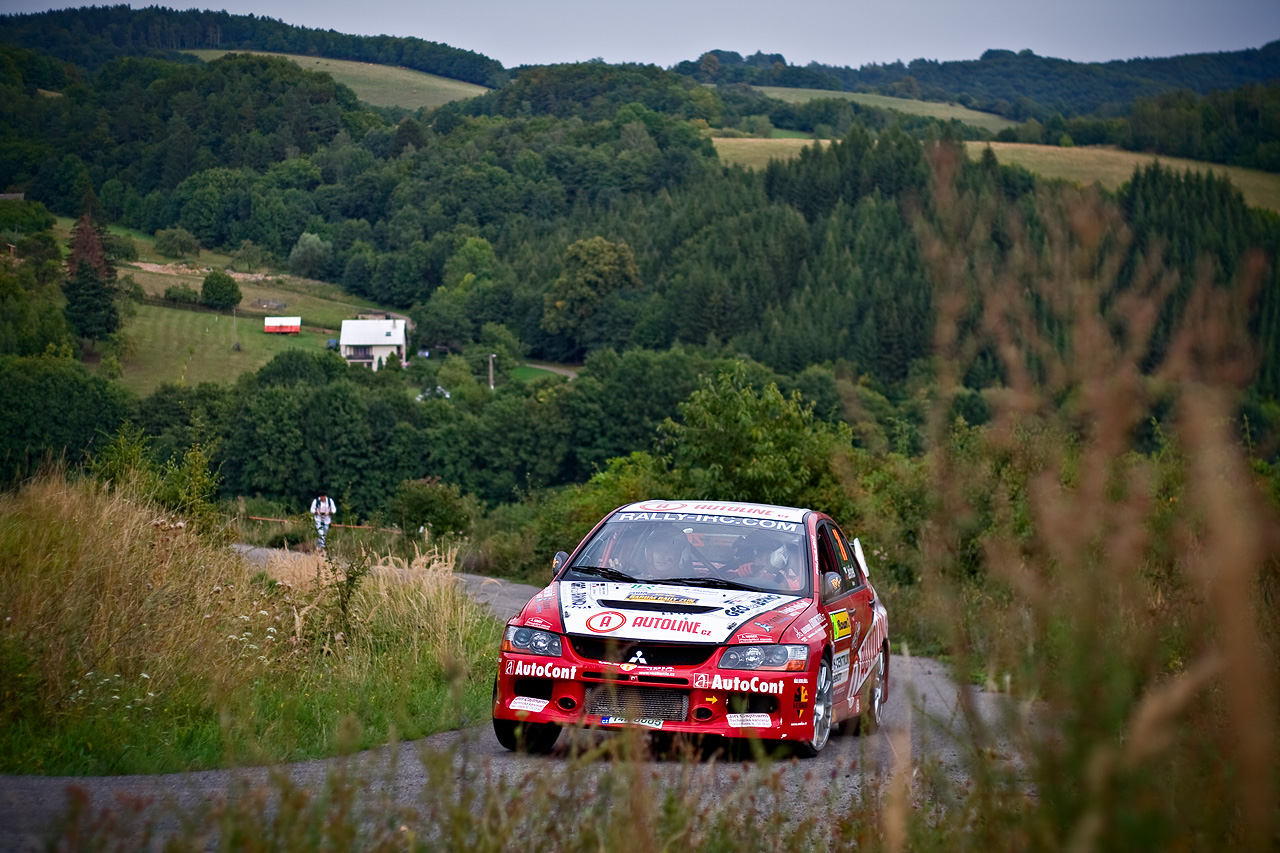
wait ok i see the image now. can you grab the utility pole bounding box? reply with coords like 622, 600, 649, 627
488, 353, 496, 390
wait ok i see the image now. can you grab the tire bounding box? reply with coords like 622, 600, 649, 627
493, 716, 561, 754
852, 643, 888, 736
492, 678, 561, 754
794, 657, 834, 758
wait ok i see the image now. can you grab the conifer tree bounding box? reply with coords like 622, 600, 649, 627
64, 212, 119, 341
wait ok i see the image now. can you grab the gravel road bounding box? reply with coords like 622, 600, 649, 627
0, 567, 1009, 851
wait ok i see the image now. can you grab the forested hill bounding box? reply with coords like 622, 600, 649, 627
0, 5, 507, 87
676, 41, 1280, 119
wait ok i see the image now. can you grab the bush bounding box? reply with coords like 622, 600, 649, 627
153, 227, 199, 259
200, 269, 241, 310
102, 232, 138, 262
163, 283, 199, 303
385, 476, 476, 538
288, 232, 332, 279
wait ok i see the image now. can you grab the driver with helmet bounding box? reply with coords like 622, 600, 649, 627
725, 530, 803, 590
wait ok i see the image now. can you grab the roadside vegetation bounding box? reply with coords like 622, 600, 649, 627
0, 468, 500, 776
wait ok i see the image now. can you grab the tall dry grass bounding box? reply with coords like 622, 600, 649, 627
0, 475, 501, 775
909, 142, 1278, 849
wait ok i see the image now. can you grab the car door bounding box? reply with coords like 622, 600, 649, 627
814, 520, 858, 707
830, 525, 877, 711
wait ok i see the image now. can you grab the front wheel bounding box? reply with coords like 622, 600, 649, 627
793, 657, 833, 758
493, 717, 561, 754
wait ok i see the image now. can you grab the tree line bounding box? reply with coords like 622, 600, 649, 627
0, 5, 506, 87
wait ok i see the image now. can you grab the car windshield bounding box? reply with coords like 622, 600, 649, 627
565, 517, 811, 595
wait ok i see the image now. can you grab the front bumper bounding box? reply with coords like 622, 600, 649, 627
493, 645, 818, 740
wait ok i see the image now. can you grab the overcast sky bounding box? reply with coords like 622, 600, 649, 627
8, 1, 1280, 69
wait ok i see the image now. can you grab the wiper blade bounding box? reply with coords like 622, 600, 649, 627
663, 576, 766, 592
566, 565, 639, 583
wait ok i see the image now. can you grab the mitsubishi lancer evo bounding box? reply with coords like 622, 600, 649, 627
492, 500, 890, 756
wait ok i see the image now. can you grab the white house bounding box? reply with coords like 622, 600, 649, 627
339, 318, 406, 370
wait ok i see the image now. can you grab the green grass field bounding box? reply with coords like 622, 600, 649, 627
965, 142, 1280, 212
126, 267, 385, 331
752, 86, 1020, 134
510, 364, 559, 382
186, 49, 489, 110
119, 303, 332, 394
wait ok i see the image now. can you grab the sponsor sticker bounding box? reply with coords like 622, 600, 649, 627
796, 613, 826, 641
793, 685, 809, 716
628, 615, 706, 635
600, 716, 665, 729
779, 600, 809, 616
726, 713, 773, 728
506, 660, 579, 679
526, 617, 552, 629
733, 633, 773, 644
625, 592, 698, 605
586, 611, 627, 633
694, 673, 710, 689
830, 610, 851, 641
509, 697, 549, 713
705, 674, 786, 694
833, 650, 851, 686
614, 512, 799, 532
569, 583, 589, 608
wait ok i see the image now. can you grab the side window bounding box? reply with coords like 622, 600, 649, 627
833, 528, 865, 590
816, 524, 850, 598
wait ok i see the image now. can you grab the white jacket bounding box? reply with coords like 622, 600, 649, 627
310, 497, 336, 519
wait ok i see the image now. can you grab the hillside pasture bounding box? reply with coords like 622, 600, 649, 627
713, 137, 830, 169
186, 49, 489, 110
965, 142, 1280, 212
752, 86, 1020, 134
118, 303, 332, 394
125, 266, 387, 331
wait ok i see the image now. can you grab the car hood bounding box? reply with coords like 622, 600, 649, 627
557, 580, 807, 644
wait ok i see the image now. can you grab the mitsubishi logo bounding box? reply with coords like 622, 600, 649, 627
627, 649, 648, 665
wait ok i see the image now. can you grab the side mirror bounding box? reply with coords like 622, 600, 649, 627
853, 537, 870, 579
822, 571, 843, 601
551, 551, 570, 573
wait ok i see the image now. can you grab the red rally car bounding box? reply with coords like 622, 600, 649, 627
492, 500, 890, 756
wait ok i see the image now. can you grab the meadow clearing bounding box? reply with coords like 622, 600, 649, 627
186, 49, 489, 110
751, 85, 1021, 134
117, 304, 332, 394
712, 137, 1280, 212
965, 141, 1280, 212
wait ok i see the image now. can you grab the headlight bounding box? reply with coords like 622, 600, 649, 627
719, 644, 808, 671
503, 625, 563, 657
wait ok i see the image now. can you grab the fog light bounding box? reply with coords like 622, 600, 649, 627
558, 696, 577, 711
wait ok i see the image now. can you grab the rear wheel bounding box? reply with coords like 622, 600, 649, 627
794, 657, 833, 758
853, 644, 888, 735
493, 717, 561, 754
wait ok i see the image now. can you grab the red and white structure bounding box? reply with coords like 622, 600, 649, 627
264, 316, 301, 334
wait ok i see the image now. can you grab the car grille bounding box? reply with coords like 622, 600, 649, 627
569, 636, 717, 666
587, 684, 690, 722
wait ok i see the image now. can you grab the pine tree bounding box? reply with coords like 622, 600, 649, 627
64, 212, 119, 341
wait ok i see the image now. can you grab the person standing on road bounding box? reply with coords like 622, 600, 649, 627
310, 489, 336, 551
